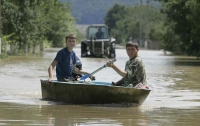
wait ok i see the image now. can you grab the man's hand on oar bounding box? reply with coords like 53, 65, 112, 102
89, 76, 95, 80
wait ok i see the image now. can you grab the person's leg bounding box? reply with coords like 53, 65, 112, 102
57, 77, 66, 82
112, 78, 124, 86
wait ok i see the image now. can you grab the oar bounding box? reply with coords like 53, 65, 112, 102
80, 59, 117, 80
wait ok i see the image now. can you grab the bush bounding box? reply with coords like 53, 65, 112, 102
0, 53, 8, 59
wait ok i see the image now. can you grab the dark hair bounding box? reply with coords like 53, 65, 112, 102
65, 34, 77, 41
126, 42, 139, 49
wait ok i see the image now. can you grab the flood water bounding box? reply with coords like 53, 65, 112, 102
0, 47, 200, 126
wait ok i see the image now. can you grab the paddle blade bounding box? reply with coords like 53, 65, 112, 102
80, 74, 90, 80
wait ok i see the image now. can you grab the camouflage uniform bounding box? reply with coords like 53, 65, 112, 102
115, 55, 147, 87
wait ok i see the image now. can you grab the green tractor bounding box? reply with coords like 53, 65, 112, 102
81, 24, 116, 58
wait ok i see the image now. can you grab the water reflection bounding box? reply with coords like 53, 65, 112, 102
0, 102, 199, 126
0, 102, 150, 126
173, 57, 200, 66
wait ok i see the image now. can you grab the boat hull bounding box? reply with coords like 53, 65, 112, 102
41, 79, 151, 105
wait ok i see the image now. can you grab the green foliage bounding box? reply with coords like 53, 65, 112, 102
1, 0, 77, 54
0, 53, 8, 59
42, 39, 52, 48
1, 34, 14, 53
45, 2, 76, 47
162, 27, 183, 54
105, 3, 166, 45
105, 4, 127, 32
105, 4, 128, 43
158, 0, 200, 57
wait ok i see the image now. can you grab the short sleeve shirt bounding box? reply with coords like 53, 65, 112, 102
123, 55, 147, 86
54, 48, 76, 78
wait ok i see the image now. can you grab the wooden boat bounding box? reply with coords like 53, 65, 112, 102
40, 79, 151, 105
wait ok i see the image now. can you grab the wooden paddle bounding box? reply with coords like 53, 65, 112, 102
80, 59, 117, 80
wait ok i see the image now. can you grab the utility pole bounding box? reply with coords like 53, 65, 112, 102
145, 0, 150, 48
0, 0, 2, 37
139, 0, 142, 47
0, 1, 2, 54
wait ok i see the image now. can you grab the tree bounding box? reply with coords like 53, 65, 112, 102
158, 0, 200, 58
1, 0, 76, 55
45, 1, 76, 47
105, 3, 165, 46
105, 4, 127, 33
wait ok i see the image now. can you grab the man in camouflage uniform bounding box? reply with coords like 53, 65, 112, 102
106, 42, 147, 87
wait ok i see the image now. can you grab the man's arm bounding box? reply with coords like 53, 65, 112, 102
106, 62, 127, 77
48, 60, 58, 81
72, 64, 89, 75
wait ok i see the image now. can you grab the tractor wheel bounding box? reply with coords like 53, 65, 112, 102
81, 43, 87, 57
110, 53, 116, 58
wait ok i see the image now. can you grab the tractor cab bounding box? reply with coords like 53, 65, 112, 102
81, 24, 116, 58
87, 26, 109, 40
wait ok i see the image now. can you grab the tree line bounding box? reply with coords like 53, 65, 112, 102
159, 0, 200, 58
0, 0, 77, 56
105, 1, 200, 58
1, 0, 200, 59
105, 3, 165, 48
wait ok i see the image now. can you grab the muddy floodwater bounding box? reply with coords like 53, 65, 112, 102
0, 47, 200, 126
